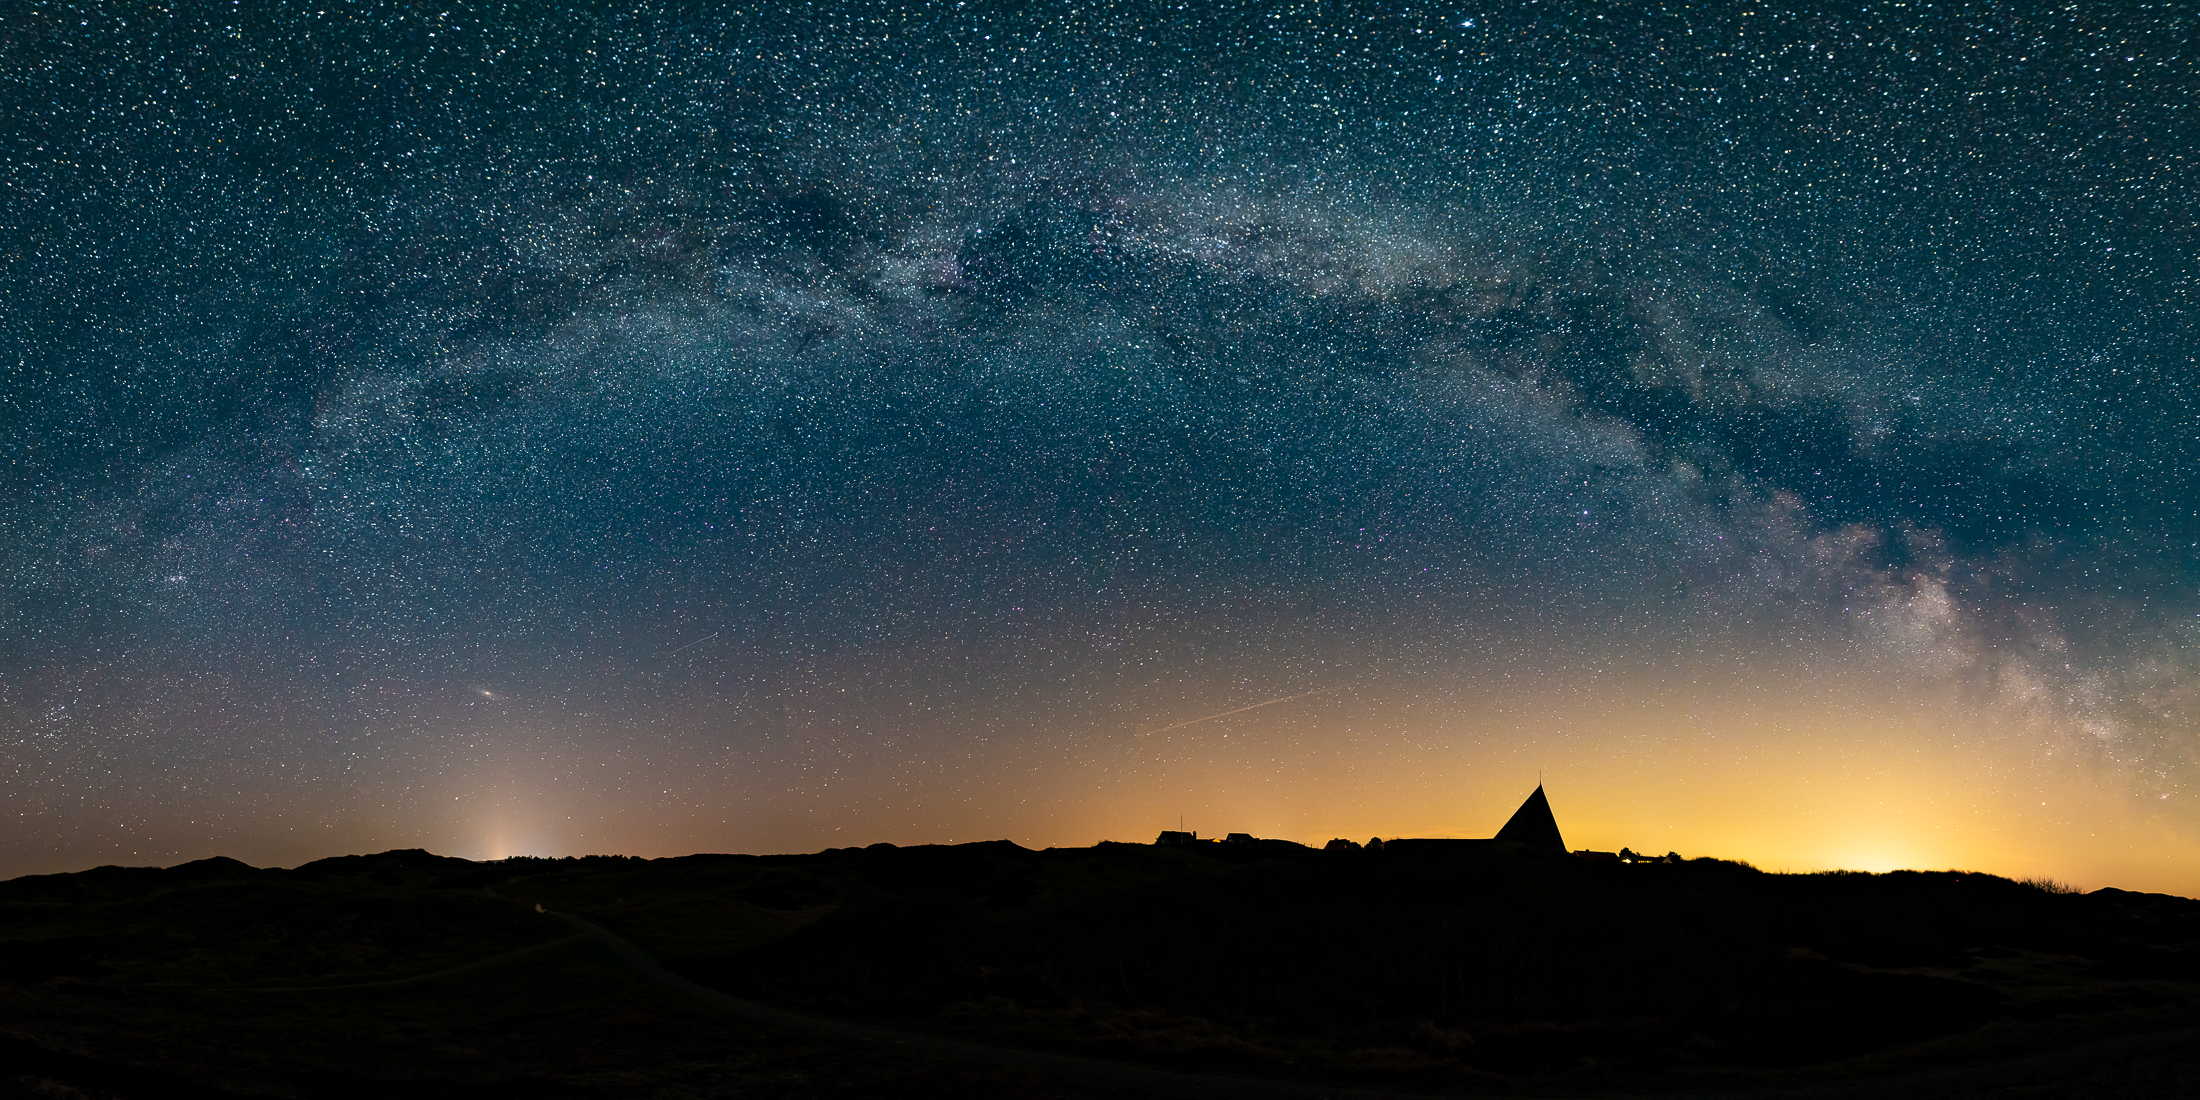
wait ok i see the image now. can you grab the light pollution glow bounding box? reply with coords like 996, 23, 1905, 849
4, 3, 2194, 899
19, 655, 2195, 897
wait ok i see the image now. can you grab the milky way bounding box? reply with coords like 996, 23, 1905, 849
4, 2, 2195, 886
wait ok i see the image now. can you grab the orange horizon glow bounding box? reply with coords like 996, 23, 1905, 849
14, 654, 2195, 900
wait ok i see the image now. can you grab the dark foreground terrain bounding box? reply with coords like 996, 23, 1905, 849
2, 840, 2198, 1099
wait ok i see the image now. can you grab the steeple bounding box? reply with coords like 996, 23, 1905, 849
1493, 784, 1567, 853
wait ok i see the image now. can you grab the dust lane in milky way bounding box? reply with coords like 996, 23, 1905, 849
2, 2, 2195, 891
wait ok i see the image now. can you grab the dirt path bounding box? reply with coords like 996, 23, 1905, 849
225, 932, 590, 992
543, 910, 1396, 1099
541, 910, 2200, 1100
232, 908, 2199, 1099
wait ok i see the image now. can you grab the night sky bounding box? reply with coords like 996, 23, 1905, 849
5, 1, 2196, 891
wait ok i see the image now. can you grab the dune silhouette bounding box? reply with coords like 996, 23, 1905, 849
3, 840, 2199, 1097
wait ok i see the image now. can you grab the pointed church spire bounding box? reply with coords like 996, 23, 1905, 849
1493, 784, 1567, 853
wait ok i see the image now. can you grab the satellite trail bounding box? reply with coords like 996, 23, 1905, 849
1137, 687, 1336, 736
663, 631, 719, 657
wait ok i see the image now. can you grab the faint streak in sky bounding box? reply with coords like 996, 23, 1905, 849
662, 631, 720, 658
1137, 688, 1338, 737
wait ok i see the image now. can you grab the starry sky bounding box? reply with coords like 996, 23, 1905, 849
4, 1, 2196, 890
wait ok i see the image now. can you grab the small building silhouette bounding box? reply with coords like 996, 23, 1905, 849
1155, 785, 1603, 857
1492, 784, 1567, 854
1577, 847, 1683, 864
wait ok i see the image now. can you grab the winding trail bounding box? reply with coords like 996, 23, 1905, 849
542, 910, 1392, 1098
230, 909, 2200, 1098
538, 910, 2200, 1100
223, 932, 592, 992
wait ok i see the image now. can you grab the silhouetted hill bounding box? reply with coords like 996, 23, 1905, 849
2, 843, 2197, 1098
289, 848, 486, 888
660, 844, 2200, 1081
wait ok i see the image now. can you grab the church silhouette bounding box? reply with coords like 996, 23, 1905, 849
1492, 784, 1567, 853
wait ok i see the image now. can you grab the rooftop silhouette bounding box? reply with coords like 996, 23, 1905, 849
1492, 783, 1567, 853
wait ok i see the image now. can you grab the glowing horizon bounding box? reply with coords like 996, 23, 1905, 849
12, 651, 2195, 897
5, 6, 2192, 900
